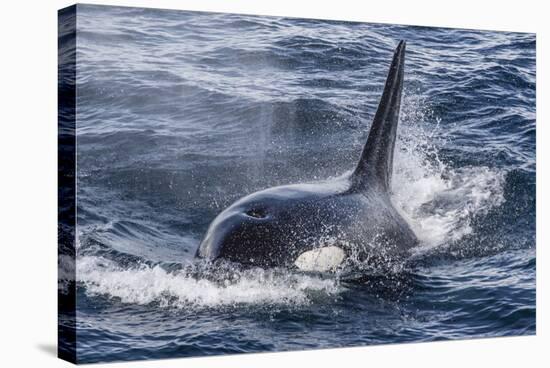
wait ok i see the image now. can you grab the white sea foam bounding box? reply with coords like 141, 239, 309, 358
77, 256, 342, 308
391, 94, 506, 250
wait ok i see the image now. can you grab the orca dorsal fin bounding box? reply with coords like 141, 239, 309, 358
351, 40, 406, 193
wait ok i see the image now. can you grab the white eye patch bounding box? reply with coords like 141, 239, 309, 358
294, 246, 346, 272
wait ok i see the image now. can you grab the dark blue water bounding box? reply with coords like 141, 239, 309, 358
61, 4, 535, 364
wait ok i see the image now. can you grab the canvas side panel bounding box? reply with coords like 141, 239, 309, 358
58, 4, 77, 364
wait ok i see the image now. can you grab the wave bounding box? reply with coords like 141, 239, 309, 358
68, 9, 532, 319
77, 256, 343, 308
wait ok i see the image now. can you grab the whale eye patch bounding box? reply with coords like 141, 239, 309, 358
245, 208, 267, 219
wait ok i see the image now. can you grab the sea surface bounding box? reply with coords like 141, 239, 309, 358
59, 4, 536, 363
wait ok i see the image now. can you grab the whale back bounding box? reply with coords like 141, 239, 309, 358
351, 41, 406, 193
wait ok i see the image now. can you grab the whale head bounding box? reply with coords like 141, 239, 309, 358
196, 183, 350, 268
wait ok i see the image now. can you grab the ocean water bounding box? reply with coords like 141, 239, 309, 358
59, 4, 536, 364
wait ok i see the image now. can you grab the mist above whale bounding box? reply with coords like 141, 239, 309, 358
196, 40, 417, 271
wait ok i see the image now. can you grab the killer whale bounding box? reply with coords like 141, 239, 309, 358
196, 40, 417, 271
